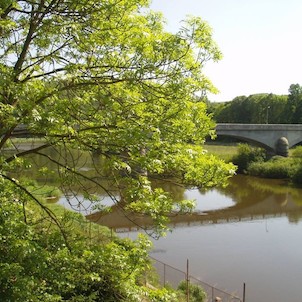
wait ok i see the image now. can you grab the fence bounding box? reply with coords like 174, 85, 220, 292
148, 257, 244, 302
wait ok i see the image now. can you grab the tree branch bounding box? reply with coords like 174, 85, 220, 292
14, 4, 39, 76
1, 173, 72, 252
0, 3, 14, 19
35, 151, 119, 204
4, 143, 51, 164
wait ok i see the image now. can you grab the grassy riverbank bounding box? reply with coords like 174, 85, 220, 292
207, 142, 302, 185
204, 143, 238, 161
1, 177, 183, 301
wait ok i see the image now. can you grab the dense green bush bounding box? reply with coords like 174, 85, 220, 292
177, 280, 207, 302
247, 156, 294, 179
291, 146, 302, 158
246, 153, 302, 185
231, 144, 266, 173
289, 164, 302, 185
0, 181, 174, 302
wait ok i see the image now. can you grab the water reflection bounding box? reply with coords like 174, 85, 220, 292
88, 175, 302, 232
58, 194, 116, 216
12, 146, 302, 229
115, 176, 302, 302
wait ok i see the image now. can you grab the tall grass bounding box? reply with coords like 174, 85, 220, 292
204, 143, 238, 161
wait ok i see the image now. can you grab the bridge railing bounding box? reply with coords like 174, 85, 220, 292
216, 123, 302, 130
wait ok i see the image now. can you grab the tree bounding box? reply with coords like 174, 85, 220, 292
1, 0, 234, 231
0, 1, 235, 300
210, 93, 288, 124
286, 83, 302, 123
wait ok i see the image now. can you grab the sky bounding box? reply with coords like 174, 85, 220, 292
150, 0, 302, 102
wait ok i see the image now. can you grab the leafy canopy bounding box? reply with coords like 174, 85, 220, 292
0, 0, 234, 234
0, 0, 239, 240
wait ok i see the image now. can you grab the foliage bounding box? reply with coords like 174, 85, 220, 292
231, 144, 266, 173
0, 1, 236, 300
245, 149, 302, 185
144, 287, 178, 302
0, 182, 177, 301
177, 280, 207, 302
290, 165, 302, 185
24, 179, 62, 199
286, 84, 302, 123
0, 0, 234, 234
247, 156, 302, 185
209, 84, 302, 125
209, 93, 288, 124
247, 156, 294, 179
291, 146, 302, 158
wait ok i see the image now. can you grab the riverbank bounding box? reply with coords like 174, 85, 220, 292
206, 142, 302, 185
204, 142, 238, 161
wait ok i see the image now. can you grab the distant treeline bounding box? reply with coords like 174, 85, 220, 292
208, 83, 302, 124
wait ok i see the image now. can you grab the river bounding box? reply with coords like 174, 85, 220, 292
19, 147, 302, 302
83, 174, 302, 302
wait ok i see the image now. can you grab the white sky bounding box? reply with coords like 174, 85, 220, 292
150, 0, 302, 102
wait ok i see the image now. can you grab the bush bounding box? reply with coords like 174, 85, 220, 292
247, 158, 293, 179
231, 144, 266, 173
246, 155, 302, 182
177, 280, 207, 302
0, 191, 158, 302
290, 165, 302, 185
291, 146, 302, 158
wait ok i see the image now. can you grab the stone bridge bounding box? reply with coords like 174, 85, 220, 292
10, 123, 302, 155
215, 123, 302, 155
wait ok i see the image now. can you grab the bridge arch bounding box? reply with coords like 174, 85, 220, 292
215, 124, 302, 155
289, 138, 302, 148
216, 133, 274, 153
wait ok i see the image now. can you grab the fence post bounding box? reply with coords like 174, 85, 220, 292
150, 257, 243, 302
186, 259, 190, 302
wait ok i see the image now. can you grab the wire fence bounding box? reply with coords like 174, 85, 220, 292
149, 256, 244, 302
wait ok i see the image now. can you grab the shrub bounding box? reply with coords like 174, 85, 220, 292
291, 146, 302, 158
177, 280, 207, 302
290, 165, 302, 185
0, 192, 156, 302
231, 144, 266, 173
247, 158, 293, 179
